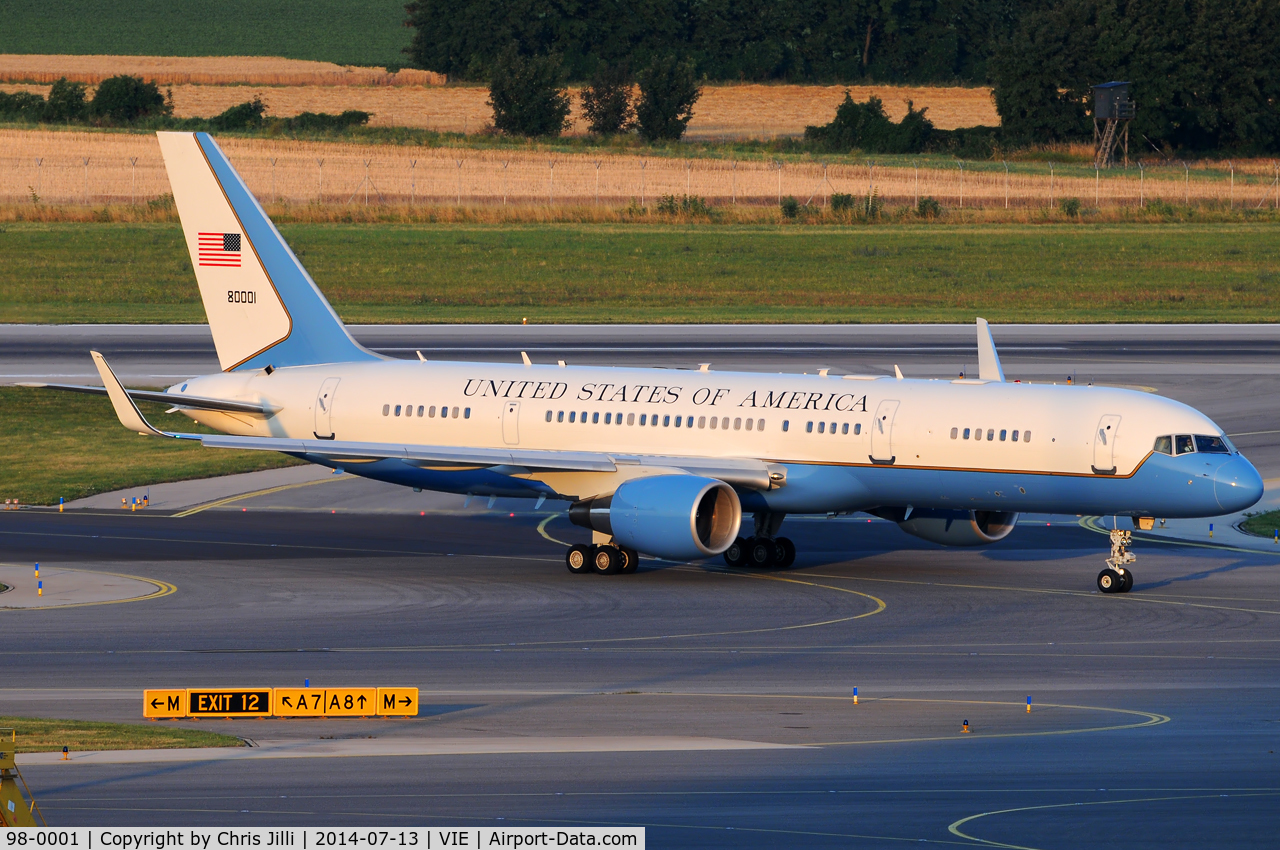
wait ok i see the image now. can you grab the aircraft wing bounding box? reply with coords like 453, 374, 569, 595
17, 381, 274, 415
84, 351, 780, 488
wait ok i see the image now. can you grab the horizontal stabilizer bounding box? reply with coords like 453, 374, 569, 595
17, 382, 273, 415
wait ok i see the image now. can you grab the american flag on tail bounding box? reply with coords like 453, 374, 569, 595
198, 232, 242, 267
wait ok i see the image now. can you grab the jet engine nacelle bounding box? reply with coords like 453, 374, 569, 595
896, 509, 1019, 546
569, 474, 742, 561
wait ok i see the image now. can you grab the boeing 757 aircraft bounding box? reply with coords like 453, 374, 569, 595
27, 132, 1263, 591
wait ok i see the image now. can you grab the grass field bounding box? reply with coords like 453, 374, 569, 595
0, 1, 410, 68
1240, 510, 1280, 537
0, 386, 302, 506
0, 716, 243, 753
0, 222, 1277, 325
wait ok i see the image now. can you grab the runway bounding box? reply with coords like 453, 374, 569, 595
3, 323, 1280, 844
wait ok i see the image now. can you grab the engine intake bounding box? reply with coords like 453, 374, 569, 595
569, 475, 742, 560
894, 509, 1019, 546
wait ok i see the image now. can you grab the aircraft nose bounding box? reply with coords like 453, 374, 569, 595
1215, 455, 1264, 512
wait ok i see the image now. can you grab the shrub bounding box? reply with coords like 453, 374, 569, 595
487, 48, 572, 137
780, 196, 800, 219
90, 75, 169, 123
830, 193, 855, 212
635, 55, 701, 142
1059, 197, 1082, 217
286, 110, 369, 131
210, 97, 267, 131
0, 90, 46, 122
44, 78, 88, 123
656, 194, 712, 216
804, 93, 934, 154
580, 62, 634, 135
917, 197, 943, 218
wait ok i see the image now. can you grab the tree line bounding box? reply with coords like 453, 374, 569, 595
408, 0, 1280, 152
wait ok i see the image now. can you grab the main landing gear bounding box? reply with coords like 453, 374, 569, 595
723, 512, 796, 569
566, 543, 639, 576
1097, 528, 1136, 593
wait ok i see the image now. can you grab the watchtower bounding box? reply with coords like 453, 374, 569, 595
1092, 81, 1134, 168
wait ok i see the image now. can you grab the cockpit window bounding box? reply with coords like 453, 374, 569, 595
1153, 435, 1172, 455
1194, 435, 1231, 454
1174, 435, 1195, 455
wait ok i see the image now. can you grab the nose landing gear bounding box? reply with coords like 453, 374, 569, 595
1097, 528, 1136, 593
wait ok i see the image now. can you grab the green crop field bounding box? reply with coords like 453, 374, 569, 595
1, 222, 1278, 325
0, 386, 301, 506
0, 0, 410, 68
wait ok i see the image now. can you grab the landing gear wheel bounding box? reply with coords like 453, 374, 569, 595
1097, 568, 1123, 593
723, 537, 747, 568
775, 537, 797, 569
566, 544, 592, 575
746, 536, 775, 568
617, 547, 640, 574
1119, 570, 1134, 593
592, 546, 621, 575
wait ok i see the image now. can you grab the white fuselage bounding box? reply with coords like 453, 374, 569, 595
169, 358, 1257, 519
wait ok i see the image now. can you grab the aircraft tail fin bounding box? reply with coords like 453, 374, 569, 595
156, 131, 379, 372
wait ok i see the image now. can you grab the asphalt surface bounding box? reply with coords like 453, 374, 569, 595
3, 324, 1280, 845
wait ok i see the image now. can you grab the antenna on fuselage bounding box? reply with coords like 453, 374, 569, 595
976, 317, 1005, 382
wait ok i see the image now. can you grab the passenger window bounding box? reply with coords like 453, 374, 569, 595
686, 416, 694, 427
674, 416, 682, 428
974, 428, 982, 441
1023, 431, 1031, 443
429, 406, 437, 418
698, 416, 706, 429
569, 411, 576, 423
652, 415, 659, 427
627, 413, 635, 425
854, 423, 861, 435
745, 418, 753, 431
405, 405, 413, 418
818, 422, 825, 434
463, 408, 470, 419
394, 405, 402, 417
1012, 430, 1019, 442
1153, 435, 1172, 455
581, 411, 588, 423
829, 422, 836, 435
757, 419, 765, 431
1194, 435, 1230, 454
987, 429, 995, 441
843, 423, 850, 435
417, 405, 424, 417
950, 427, 958, 439
806, 422, 814, 433
639, 414, 646, 425
962, 428, 970, 439
1175, 434, 1195, 455
558, 411, 565, 422
617, 412, 623, 425
663, 415, 670, 427
593, 412, 600, 424
545, 410, 552, 422
999, 429, 1007, 441
782, 420, 790, 432
382, 404, 389, 416
709, 416, 717, 430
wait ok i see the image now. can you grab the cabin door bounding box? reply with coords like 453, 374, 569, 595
314, 377, 340, 439
503, 401, 520, 445
1092, 414, 1122, 474
870, 399, 900, 464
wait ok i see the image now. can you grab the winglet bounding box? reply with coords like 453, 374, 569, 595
976, 318, 1005, 382
90, 351, 169, 436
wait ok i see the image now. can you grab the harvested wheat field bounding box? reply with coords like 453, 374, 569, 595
0, 54, 443, 87
2, 52, 996, 136
4, 129, 1276, 212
